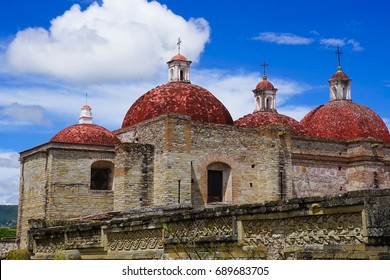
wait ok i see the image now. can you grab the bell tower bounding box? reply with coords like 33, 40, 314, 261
328, 47, 352, 101
79, 94, 93, 124
167, 38, 192, 83
253, 61, 278, 112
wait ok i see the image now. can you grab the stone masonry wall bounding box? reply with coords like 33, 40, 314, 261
47, 147, 115, 219
116, 114, 290, 209
292, 138, 390, 197
0, 239, 17, 259
18, 144, 115, 249
18, 151, 50, 249
27, 189, 390, 260
114, 143, 154, 210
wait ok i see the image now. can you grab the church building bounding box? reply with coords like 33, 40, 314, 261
16, 47, 390, 259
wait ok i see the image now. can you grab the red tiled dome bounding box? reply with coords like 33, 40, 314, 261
331, 70, 349, 79
256, 80, 276, 90
234, 111, 306, 135
51, 124, 121, 146
122, 82, 233, 128
170, 54, 188, 61
301, 100, 390, 142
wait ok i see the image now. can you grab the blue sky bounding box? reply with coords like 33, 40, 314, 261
0, 0, 389, 204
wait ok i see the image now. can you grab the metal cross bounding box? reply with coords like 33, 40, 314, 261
261, 61, 269, 76
335, 46, 343, 67
177, 37, 182, 54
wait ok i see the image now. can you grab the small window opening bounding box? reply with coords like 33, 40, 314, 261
90, 161, 114, 190
207, 170, 223, 203
180, 70, 184, 81
266, 98, 270, 110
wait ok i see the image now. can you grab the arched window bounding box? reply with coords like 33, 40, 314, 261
207, 162, 232, 203
266, 97, 271, 110
170, 69, 174, 81
331, 86, 338, 100
180, 70, 184, 81
90, 161, 114, 190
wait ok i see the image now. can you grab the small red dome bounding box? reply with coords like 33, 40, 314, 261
301, 100, 390, 143
170, 54, 188, 61
51, 124, 121, 146
234, 111, 306, 135
122, 82, 233, 128
331, 70, 349, 79
256, 79, 276, 90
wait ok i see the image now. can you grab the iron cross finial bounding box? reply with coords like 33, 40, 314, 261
261, 61, 269, 77
177, 37, 182, 54
335, 46, 343, 67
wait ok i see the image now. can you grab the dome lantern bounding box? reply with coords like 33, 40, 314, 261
253, 61, 278, 113
167, 38, 192, 83
328, 47, 352, 101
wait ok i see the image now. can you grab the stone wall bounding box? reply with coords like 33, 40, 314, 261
18, 143, 116, 249
292, 138, 390, 197
0, 239, 17, 259
116, 114, 292, 208
27, 189, 390, 260
114, 143, 154, 210
18, 149, 50, 248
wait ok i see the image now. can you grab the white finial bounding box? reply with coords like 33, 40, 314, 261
79, 98, 93, 124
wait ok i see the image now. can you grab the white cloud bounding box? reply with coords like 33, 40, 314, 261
320, 37, 364, 52
320, 38, 346, 47
253, 32, 314, 45
6, 0, 210, 83
0, 151, 20, 205
347, 39, 364, 52
0, 103, 50, 126
254, 31, 364, 52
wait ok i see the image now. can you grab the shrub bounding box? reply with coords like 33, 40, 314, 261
54, 250, 82, 260
6, 249, 31, 260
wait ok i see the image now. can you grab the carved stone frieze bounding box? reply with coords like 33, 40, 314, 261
164, 216, 234, 239
242, 213, 364, 247
35, 238, 65, 253
108, 229, 163, 251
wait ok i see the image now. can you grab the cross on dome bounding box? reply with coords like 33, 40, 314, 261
329, 48, 352, 101
261, 61, 269, 79
335, 46, 343, 70
177, 37, 182, 54
167, 38, 192, 83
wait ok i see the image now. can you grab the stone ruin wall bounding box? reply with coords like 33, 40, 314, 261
28, 189, 390, 260
0, 239, 17, 259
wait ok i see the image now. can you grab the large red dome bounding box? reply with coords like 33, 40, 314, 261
301, 100, 390, 142
122, 82, 233, 128
234, 111, 307, 135
51, 124, 121, 146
